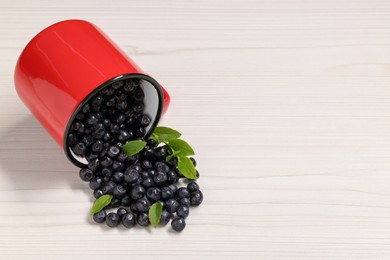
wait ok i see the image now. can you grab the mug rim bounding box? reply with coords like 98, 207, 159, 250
63, 73, 164, 168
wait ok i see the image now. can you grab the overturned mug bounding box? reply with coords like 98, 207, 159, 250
14, 19, 170, 167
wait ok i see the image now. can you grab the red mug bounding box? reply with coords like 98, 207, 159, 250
14, 19, 170, 167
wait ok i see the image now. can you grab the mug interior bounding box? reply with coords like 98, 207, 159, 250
64, 73, 164, 168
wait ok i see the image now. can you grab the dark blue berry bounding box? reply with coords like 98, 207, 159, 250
116, 100, 127, 111
86, 114, 98, 125
155, 147, 168, 160
153, 171, 167, 186
190, 190, 203, 206
112, 171, 124, 183
117, 152, 128, 163
130, 185, 146, 200
147, 137, 157, 147
106, 212, 120, 227
122, 212, 136, 228
93, 189, 104, 199
171, 217, 186, 232
140, 115, 151, 127
141, 160, 152, 170
109, 198, 121, 207
179, 198, 190, 207
87, 158, 100, 172
187, 182, 199, 193
134, 127, 145, 137
135, 197, 150, 213
73, 142, 87, 155
79, 168, 94, 182
154, 161, 169, 173
112, 80, 123, 89
93, 210, 106, 223
117, 208, 128, 218
166, 170, 177, 184
108, 146, 120, 158
113, 185, 127, 198
161, 186, 174, 200
177, 205, 190, 218
91, 140, 104, 153
101, 167, 113, 177
190, 157, 197, 167
165, 198, 180, 213
142, 177, 154, 188
177, 187, 190, 199
137, 213, 149, 226
117, 130, 131, 142
89, 177, 103, 190
159, 210, 171, 226
112, 161, 125, 172
101, 157, 113, 168
121, 196, 131, 206
146, 187, 161, 202
124, 168, 140, 183
67, 133, 77, 146
82, 135, 94, 146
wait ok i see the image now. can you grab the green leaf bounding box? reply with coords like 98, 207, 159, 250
178, 156, 198, 180
167, 139, 195, 156
165, 150, 181, 162
90, 195, 113, 215
148, 202, 163, 228
122, 140, 146, 156
152, 126, 181, 143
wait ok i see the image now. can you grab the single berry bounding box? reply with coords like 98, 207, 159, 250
72, 142, 87, 155
165, 198, 180, 213
187, 182, 199, 193
82, 135, 94, 146
94, 189, 104, 199
141, 160, 152, 170
89, 177, 103, 190
137, 213, 149, 226
171, 217, 186, 232
177, 187, 190, 199
154, 161, 169, 173
161, 186, 174, 200
130, 184, 146, 200
122, 212, 136, 228
135, 197, 150, 213
179, 198, 191, 207
117, 208, 128, 218
153, 171, 167, 186
93, 210, 106, 223
113, 185, 127, 198
101, 157, 113, 168
91, 140, 104, 153
79, 168, 94, 182
190, 190, 203, 206
106, 212, 120, 227
177, 205, 190, 218
146, 187, 161, 202
121, 196, 131, 206
107, 146, 120, 158
112, 161, 125, 172
159, 210, 171, 226
124, 168, 140, 183
142, 177, 154, 188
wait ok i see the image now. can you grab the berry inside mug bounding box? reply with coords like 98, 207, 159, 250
14, 19, 170, 167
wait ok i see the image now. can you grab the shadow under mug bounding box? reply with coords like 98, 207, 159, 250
14, 19, 171, 168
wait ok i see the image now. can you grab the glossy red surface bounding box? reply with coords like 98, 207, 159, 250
14, 20, 170, 149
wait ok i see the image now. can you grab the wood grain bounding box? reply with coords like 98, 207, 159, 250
1, 0, 390, 259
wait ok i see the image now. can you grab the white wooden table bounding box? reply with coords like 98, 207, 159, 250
1, 0, 390, 259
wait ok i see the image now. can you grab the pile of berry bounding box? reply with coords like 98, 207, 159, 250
67, 78, 203, 232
